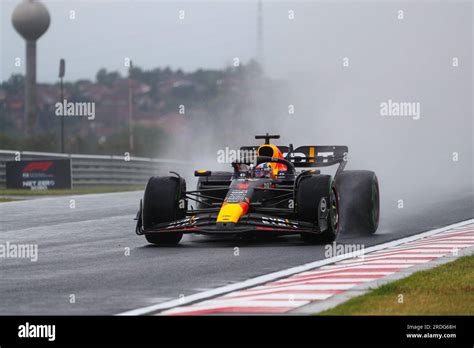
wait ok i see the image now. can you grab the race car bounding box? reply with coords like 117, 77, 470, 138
135, 134, 380, 245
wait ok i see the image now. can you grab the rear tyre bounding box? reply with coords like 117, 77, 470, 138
335, 170, 379, 235
142, 176, 186, 245
296, 174, 339, 244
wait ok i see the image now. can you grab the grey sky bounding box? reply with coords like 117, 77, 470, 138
1, 0, 261, 82
0, 0, 471, 83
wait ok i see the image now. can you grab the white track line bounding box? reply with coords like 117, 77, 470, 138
219, 293, 334, 301
319, 263, 413, 270
117, 218, 474, 315
215, 284, 360, 297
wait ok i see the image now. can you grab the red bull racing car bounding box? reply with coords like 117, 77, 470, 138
135, 134, 380, 245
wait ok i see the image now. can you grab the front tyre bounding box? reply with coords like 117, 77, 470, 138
142, 176, 186, 245
296, 174, 340, 244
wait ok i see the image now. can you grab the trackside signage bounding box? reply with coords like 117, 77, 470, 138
6, 159, 72, 190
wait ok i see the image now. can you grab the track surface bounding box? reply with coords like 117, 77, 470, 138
0, 190, 472, 314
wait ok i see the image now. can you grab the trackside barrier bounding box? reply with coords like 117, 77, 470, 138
0, 149, 187, 188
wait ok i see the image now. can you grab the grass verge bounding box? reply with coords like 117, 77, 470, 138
0, 198, 17, 203
318, 254, 474, 315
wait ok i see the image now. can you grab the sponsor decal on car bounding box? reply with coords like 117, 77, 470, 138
166, 216, 199, 229
262, 216, 298, 229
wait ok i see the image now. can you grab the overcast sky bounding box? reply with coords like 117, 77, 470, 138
2, 0, 470, 83
1, 0, 264, 82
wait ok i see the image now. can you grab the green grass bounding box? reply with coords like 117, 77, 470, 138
319, 255, 474, 315
0, 186, 143, 196
0, 197, 17, 203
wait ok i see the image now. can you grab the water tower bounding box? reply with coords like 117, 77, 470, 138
12, 0, 50, 133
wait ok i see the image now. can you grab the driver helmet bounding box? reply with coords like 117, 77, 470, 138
255, 162, 273, 178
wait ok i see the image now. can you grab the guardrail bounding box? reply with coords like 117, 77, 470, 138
0, 149, 187, 188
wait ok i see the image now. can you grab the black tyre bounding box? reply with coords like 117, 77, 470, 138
196, 171, 232, 209
142, 176, 186, 245
335, 170, 379, 235
296, 174, 339, 244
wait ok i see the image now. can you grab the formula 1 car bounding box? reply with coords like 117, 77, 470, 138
135, 134, 379, 245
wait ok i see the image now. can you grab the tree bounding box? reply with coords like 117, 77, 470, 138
2, 74, 25, 94
96, 68, 121, 86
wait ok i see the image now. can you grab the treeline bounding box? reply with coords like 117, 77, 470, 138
0, 60, 279, 157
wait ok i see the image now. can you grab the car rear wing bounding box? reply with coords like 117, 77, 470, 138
288, 145, 348, 168
239, 145, 348, 168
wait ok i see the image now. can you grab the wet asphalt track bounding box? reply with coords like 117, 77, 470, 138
0, 190, 472, 314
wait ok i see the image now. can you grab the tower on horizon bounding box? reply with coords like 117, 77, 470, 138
11, 0, 50, 133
